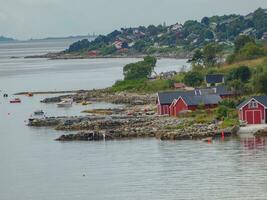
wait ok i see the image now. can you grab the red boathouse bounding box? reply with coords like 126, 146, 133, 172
157, 85, 234, 116
169, 95, 222, 117
157, 91, 195, 115
237, 96, 267, 124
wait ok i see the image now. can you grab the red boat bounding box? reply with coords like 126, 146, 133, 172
10, 98, 21, 103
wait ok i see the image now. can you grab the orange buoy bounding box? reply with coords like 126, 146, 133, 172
207, 138, 212, 144
202, 137, 212, 143
221, 130, 225, 140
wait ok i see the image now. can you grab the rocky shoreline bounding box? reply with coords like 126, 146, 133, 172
28, 106, 239, 142
40, 89, 156, 106
24, 88, 242, 142
55, 124, 239, 142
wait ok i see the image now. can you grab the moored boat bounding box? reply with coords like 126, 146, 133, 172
57, 98, 73, 107
34, 110, 44, 115
10, 98, 21, 103
81, 101, 91, 106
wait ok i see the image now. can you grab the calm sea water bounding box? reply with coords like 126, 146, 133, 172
0, 40, 267, 200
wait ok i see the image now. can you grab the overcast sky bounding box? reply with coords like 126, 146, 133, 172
0, 0, 267, 40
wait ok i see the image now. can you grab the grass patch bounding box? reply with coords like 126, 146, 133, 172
194, 113, 215, 124
219, 118, 240, 129
111, 78, 173, 93
220, 57, 267, 72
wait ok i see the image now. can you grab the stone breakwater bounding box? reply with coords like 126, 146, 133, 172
41, 89, 156, 105
28, 113, 239, 141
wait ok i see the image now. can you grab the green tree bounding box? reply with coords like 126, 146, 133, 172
123, 56, 157, 80
147, 25, 159, 36
67, 39, 90, 52
133, 40, 147, 52
227, 66, 251, 83
100, 45, 117, 55
143, 56, 157, 66
201, 17, 210, 26
227, 37, 265, 63
252, 8, 267, 38
190, 49, 204, 67
239, 42, 265, 59
203, 43, 218, 67
183, 71, 204, 87
234, 35, 255, 52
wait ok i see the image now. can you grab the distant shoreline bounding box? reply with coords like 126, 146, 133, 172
0, 35, 97, 44
14, 90, 90, 95
24, 52, 190, 60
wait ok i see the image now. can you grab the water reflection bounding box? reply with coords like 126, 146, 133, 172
240, 136, 266, 151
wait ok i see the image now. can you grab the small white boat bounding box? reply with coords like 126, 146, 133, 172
34, 110, 44, 115
57, 98, 73, 107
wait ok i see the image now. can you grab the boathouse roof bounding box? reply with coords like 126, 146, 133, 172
158, 91, 195, 104
180, 94, 222, 106
237, 96, 267, 109
158, 85, 233, 105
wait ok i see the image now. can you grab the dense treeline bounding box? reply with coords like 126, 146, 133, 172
66, 8, 267, 55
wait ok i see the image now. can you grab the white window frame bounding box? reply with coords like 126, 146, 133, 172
248, 100, 258, 109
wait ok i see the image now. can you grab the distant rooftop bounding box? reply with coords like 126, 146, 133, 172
205, 74, 224, 84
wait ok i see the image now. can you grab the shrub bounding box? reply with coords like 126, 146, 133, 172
219, 118, 239, 129
219, 99, 236, 108
216, 105, 229, 120
226, 65, 251, 83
